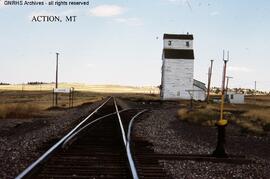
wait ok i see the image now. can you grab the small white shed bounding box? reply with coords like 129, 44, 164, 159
193, 79, 207, 101
226, 92, 245, 104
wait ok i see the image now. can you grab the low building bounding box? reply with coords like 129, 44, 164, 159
193, 79, 207, 101
226, 92, 245, 104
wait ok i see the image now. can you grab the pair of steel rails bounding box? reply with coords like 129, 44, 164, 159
16, 96, 147, 179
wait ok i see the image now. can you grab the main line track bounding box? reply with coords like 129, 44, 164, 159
16, 97, 170, 179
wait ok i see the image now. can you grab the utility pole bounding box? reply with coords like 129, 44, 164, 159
55, 52, 59, 106
254, 81, 257, 104
213, 50, 229, 158
21, 83, 24, 93
220, 51, 229, 120
206, 59, 214, 103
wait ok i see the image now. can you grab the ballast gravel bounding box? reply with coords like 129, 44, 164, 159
1, 99, 270, 179
0, 100, 104, 179
134, 107, 270, 179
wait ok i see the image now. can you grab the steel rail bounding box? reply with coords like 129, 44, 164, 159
113, 97, 148, 179
126, 109, 148, 179
16, 97, 112, 179
62, 108, 131, 148
113, 97, 127, 146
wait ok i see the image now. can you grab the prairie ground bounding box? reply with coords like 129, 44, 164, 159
0, 84, 159, 178
0, 83, 159, 93
0, 83, 159, 119
0, 86, 269, 178
1, 83, 269, 135
178, 95, 270, 135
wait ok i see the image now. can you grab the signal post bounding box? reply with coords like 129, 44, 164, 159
212, 51, 229, 158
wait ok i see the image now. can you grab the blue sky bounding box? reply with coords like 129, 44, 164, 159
0, 0, 270, 91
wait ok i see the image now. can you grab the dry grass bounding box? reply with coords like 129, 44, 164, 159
177, 107, 219, 126
237, 109, 270, 134
0, 83, 159, 94
0, 85, 160, 119
0, 90, 104, 119
235, 120, 265, 134
177, 101, 270, 135
118, 93, 160, 101
242, 110, 270, 125
0, 103, 41, 119
245, 95, 270, 106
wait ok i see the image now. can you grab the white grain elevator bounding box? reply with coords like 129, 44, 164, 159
160, 33, 195, 100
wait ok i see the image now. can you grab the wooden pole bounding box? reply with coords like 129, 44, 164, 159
220, 51, 228, 121
52, 90, 55, 107
71, 87, 74, 108
220, 60, 227, 121
254, 81, 257, 104
72, 90, 74, 107
207, 60, 214, 103
55, 53, 59, 106
69, 90, 71, 108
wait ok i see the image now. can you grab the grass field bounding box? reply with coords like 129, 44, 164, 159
0, 83, 159, 94
2, 83, 270, 136
0, 83, 159, 119
245, 95, 270, 106
178, 95, 270, 135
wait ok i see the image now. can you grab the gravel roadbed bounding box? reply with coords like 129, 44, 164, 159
2, 98, 269, 179
134, 107, 270, 179
0, 100, 104, 179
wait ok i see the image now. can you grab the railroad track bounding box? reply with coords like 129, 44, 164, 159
16, 96, 249, 179
16, 97, 169, 179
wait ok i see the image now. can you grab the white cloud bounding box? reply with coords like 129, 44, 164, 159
88, 5, 125, 17
58, 9, 77, 16
114, 17, 143, 26
86, 63, 96, 68
87, 4, 141, 26
210, 11, 220, 16
228, 66, 253, 73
